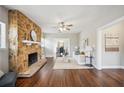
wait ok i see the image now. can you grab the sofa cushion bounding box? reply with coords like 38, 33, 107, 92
0, 70, 4, 78
0, 72, 17, 87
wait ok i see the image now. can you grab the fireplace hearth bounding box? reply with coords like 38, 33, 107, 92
28, 52, 38, 66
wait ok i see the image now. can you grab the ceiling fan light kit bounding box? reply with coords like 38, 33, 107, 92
57, 21, 73, 32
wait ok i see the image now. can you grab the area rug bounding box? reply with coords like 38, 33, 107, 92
53, 57, 93, 69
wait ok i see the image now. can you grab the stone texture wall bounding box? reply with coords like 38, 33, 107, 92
9, 10, 42, 73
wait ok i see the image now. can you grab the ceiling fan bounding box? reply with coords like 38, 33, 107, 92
55, 22, 73, 32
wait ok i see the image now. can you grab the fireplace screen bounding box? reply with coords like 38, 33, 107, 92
28, 52, 38, 66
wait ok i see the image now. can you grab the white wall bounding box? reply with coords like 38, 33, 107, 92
79, 30, 97, 66
79, 30, 96, 48
120, 22, 124, 67
96, 30, 102, 69
102, 24, 121, 68
97, 19, 124, 69
0, 6, 8, 72
44, 33, 79, 57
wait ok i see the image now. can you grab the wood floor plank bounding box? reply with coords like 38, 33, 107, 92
16, 58, 124, 87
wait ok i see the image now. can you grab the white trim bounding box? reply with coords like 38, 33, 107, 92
92, 63, 102, 70
0, 21, 6, 48
98, 16, 124, 30
46, 55, 54, 57
102, 66, 121, 69
54, 38, 71, 57
93, 64, 124, 69
121, 66, 124, 69
96, 30, 103, 70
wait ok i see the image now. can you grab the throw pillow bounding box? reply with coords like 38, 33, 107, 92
0, 70, 4, 78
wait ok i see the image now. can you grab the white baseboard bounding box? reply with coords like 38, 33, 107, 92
92, 63, 102, 70
93, 65, 124, 69
92, 64, 97, 68
102, 66, 121, 69
46, 56, 54, 58
121, 66, 124, 69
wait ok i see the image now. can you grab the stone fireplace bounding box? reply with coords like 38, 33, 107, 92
9, 10, 45, 74
28, 52, 38, 66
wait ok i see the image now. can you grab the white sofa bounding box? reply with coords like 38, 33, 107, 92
73, 52, 85, 65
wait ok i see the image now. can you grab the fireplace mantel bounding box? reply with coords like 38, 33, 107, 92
22, 40, 41, 46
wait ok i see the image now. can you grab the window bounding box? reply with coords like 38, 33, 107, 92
0, 24, 1, 48
0, 21, 6, 48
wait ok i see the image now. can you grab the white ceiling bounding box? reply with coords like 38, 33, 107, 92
5, 5, 124, 33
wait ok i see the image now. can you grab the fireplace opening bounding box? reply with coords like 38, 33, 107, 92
28, 52, 38, 66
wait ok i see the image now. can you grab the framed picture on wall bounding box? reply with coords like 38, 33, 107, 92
105, 32, 119, 52
81, 38, 88, 49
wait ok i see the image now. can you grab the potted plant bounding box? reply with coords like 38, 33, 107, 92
80, 51, 85, 55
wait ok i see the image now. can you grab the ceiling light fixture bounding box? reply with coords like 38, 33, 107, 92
57, 22, 73, 32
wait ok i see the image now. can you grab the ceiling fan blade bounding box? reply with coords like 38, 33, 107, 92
51, 26, 57, 28
58, 29, 62, 32
66, 24, 73, 27
66, 28, 70, 31
60, 22, 64, 24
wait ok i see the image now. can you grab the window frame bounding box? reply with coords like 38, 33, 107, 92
0, 21, 6, 49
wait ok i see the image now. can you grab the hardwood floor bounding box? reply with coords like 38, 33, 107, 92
16, 58, 124, 87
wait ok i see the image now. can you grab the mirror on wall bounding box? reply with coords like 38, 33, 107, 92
30, 30, 37, 41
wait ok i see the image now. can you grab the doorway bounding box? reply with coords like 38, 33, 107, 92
54, 38, 70, 58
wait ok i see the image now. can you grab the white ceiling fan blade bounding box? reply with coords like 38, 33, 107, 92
67, 24, 73, 27
66, 28, 70, 31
